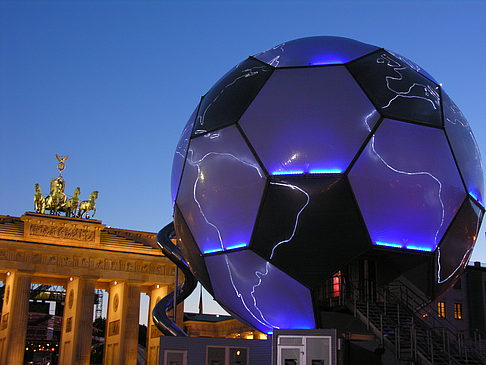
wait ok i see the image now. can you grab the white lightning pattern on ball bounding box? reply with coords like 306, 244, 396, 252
186, 142, 278, 331
254, 42, 286, 67
249, 181, 310, 330
194, 65, 270, 135
436, 209, 481, 284
377, 53, 440, 111
437, 100, 482, 284
445, 100, 484, 181
363, 110, 446, 250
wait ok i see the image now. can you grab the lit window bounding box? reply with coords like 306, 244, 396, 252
437, 301, 446, 318
332, 271, 342, 297
454, 303, 463, 320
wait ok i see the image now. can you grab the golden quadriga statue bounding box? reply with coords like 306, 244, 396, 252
33, 155, 98, 218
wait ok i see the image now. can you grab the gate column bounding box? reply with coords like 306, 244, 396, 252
59, 276, 96, 365
146, 284, 169, 365
0, 270, 32, 365
104, 281, 141, 365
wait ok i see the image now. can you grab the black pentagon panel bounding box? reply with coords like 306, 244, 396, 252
347, 50, 442, 127
372, 250, 434, 299
250, 175, 371, 289
174, 204, 214, 295
434, 198, 483, 297
192, 58, 274, 136
386, 50, 439, 85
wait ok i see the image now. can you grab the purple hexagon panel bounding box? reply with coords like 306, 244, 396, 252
176, 125, 266, 255
205, 250, 316, 334
171, 107, 197, 206
443, 91, 484, 207
239, 66, 379, 176
349, 119, 466, 252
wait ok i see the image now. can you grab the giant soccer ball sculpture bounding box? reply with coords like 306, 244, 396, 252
170, 37, 484, 333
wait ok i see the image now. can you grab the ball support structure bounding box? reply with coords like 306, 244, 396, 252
164, 36, 484, 335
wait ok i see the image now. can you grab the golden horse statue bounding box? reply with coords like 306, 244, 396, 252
34, 184, 46, 214
57, 187, 81, 217
78, 191, 98, 218
44, 177, 67, 215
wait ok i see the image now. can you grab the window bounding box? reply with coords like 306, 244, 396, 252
454, 303, 463, 320
206, 346, 248, 365
164, 350, 187, 365
437, 301, 446, 318
332, 272, 341, 298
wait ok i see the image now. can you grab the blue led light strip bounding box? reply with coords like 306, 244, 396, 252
203, 248, 223, 254
309, 169, 342, 174
226, 243, 248, 250
406, 245, 432, 252
310, 56, 346, 66
469, 191, 481, 203
375, 241, 432, 252
310, 62, 337, 66
272, 169, 342, 176
272, 170, 304, 175
375, 241, 403, 249
203, 243, 248, 255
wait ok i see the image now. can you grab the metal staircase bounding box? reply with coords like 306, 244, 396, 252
342, 280, 486, 364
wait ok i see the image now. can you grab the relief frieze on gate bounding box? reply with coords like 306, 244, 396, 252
29, 222, 96, 242
21, 213, 103, 246
0, 247, 167, 276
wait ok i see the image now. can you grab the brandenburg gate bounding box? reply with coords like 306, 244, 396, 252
0, 156, 179, 365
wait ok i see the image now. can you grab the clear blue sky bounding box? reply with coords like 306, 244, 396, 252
1, 0, 485, 320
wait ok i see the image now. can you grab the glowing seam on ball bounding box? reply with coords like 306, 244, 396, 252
436, 209, 481, 284
194, 66, 270, 135
186, 147, 275, 330
364, 111, 446, 252
377, 54, 440, 111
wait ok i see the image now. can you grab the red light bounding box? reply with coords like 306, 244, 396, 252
332, 272, 341, 297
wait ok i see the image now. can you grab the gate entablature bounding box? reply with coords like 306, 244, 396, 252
0, 213, 175, 365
